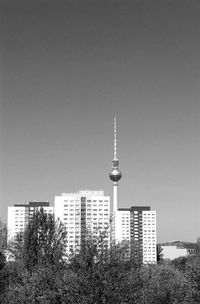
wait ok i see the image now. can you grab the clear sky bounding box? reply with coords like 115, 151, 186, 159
0, 0, 199, 242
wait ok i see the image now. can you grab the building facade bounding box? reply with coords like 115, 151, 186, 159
130, 206, 156, 264
115, 209, 131, 244
141, 209, 157, 263
7, 202, 53, 243
54, 190, 110, 256
114, 206, 157, 264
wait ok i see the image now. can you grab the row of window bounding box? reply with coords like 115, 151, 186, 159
64, 201, 109, 206
63, 209, 109, 214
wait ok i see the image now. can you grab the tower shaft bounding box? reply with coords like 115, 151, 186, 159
113, 181, 118, 212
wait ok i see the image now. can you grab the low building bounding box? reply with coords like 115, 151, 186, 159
160, 241, 197, 260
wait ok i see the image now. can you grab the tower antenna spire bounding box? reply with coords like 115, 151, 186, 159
114, 116, 117, 160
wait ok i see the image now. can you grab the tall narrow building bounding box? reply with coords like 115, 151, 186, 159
109, 117, 122, 242
114, 206, 157, 264
130, 206, 156, 264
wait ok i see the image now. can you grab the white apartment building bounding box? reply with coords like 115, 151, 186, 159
130, 207, 156, 264
115, 209, 130, 243
142, 211, 157, 264
112, 206, 157, 264
7, 202, 53, 243
54, 190, 110, 256
7, 205, 28, 242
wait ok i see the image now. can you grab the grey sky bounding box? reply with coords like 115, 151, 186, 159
0, 0, 199, 242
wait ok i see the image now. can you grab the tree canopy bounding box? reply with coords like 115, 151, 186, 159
2, 210, 200, 303
9, 208, 67, 272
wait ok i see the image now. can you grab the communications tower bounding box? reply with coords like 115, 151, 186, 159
109, 116, 122, 212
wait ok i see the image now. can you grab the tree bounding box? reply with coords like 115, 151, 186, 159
0, 218, 7, 251
138, 264, 187, 304
184, 252, 200, 303
196, 236, 200, 254
64, 230, 141, 304
157, 244, 163, 263
4, 209, 68, 303
171, 256, 188, 272
0, 251, 7, 301
4, 265, 67, 304
9, 208, 67, 272
5, 219, 198, 304
0, 251, 6, 271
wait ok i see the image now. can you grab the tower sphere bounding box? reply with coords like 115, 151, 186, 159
109, 167, 122, 182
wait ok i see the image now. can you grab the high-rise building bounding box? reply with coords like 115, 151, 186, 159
7, 202, 53, 243
114, 206, 156, 264
115, 209, 131, 244
54, 190, 110, 256
130, 206, 156, 264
